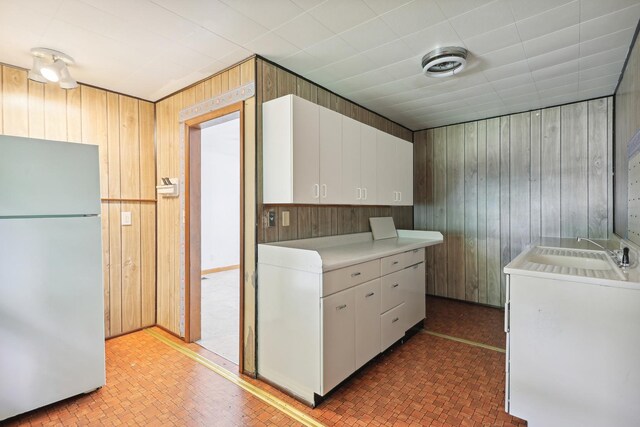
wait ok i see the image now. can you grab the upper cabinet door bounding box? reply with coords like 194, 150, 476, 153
341, 116, 361, 204
263, 95, 319, 204
376, 131, 397, 206
319, 108, 342, 204
397, 139, 414, 206
360, 125, 377, 205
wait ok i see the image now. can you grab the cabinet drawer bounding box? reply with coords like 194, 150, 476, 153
381, 303, 405, 351
323, 259, 380, 296
380, 269, 406, 313
406, 248, 424, 267
380, 252, 406, 276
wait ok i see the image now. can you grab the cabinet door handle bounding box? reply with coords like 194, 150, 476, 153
356, 187, 362, 200
393, 191, 398, 201
363, 187, 367, 200
399, 191, 402, 202
365, 292, 375, 298
351, 272, 361, 277
392, 283, 399, 288
321, 184, 327, 198
392, 261, 399, 265
392, 317, 399, 323
336, 304, 347, 310
314, 184, 319, 199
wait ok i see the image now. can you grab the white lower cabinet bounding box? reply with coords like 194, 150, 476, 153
405, 262, 426, 329
381, 303, 406, 351
355, 279, 381, 369
321, 287, 356, 394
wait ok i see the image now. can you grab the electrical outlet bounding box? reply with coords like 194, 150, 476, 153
268, 210, 276, 227
121, 211, 132, 226
282, 211, 290, 227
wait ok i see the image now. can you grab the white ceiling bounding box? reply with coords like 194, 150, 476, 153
1, 0, 639, 130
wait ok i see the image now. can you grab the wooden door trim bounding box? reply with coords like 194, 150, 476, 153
184, 100, 245, 373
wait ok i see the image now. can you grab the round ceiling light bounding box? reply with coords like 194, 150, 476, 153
421, 46, 468, 78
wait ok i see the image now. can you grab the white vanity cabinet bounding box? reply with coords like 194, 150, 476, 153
258, 230, 442, 405
263, 94, 410, 206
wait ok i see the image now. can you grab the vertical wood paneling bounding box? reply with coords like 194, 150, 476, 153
509, 113, 530, 259
476, 121, 488, 304
485, 118, 501, 306
560, 103, 588, 238
433, 127, 447, 297
416, 98, 613, 307
107, 93, 121, 198
121, 202, 142, 332
66, 87, 82, 143
28, 80, 45, 138
530, 111, 541, 240
588, 98, 609, 239
3, 66, 28, 137
141, 203, 156, 327
108, 202, 122, 336
414, 131, 427, 229
424, 130, 435, 296
44, 84, 67, 141
464, 122, 478, 302
139, 101, 156, 199
499, 117, 510, 305
446, 124, 465, 300
541, 107, 561, 236
119, 96, 140, 199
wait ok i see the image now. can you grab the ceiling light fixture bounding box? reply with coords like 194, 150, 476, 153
422, 46, 468, 78
28, 48, 78, 89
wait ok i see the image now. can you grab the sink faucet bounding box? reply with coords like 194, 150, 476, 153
576, 237, 630, 267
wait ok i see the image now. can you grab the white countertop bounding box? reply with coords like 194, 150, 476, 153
505, 237, 640, 290
259, 230, 443, 272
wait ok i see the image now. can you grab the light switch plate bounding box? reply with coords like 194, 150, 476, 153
121, 211, 132, 226
282, 211, 290, 227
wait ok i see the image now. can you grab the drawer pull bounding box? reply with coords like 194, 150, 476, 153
392, 283, 399, 288
351, 272, 361, 277
392, 317, 399, 323
392, 261, 399, 265
336, 304, 347, 310
365, 292, 375, 298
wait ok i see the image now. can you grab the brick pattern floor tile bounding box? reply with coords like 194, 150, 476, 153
5, 296, 526, 426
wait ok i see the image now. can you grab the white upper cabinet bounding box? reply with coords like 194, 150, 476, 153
263, 95, 319, 204
319, 108, 342, 204
263, 94, 412, 206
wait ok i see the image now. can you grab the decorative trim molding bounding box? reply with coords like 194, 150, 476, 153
179, 82, 255, 122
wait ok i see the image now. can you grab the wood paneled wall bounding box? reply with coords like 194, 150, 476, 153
615, 32, 639, 242
154, 58, 257, 371
0, 64, 156, 338
414, 98, 613, 307
256, 58, 414, 243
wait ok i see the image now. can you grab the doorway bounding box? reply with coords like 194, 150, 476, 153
184, 102, 244, 370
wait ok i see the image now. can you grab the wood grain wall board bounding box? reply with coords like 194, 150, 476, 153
499, 117, 510, 306
276, 68, 297, 96
119, 96, 141, 199
107, 92, 121, 198
66, 87, 82, 143
220, 71, 230, 93
101, 204, 110, 336
446, 124, 465, 300
141, 203, 156, 327
241, 60, 255, 84
44, 84, 67, 141
313, 206, 337, 237
432, 127, 448, 297
316, 87, 331, 108
80, 87, 109, 194
391, 206, 413, 230
560, 102, 588, 238
3, 66, 28, 137
476, 121, 488, 304
588, 98, 609, 239
509, 112, 531, 259
464, 121, 478, 302
541, 106, 561, 237
28, 80, 45, 138
296, 77, 317, 103
109, 202, 123, 336
211, 74, 222, 97
337, 206, 358, 235
139, 101, 156, 199
297, 206, 313, 239
530, 111, 541, 241
121, 202, 142, 332
424, 129, 435, 295
413, 130, 427, 230
485, 118, 501, 306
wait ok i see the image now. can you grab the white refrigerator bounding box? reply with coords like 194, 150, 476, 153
0, 135, 105, 421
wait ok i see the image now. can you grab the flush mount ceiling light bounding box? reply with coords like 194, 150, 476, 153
28, 47, 78, 89
422, 46, 468, 78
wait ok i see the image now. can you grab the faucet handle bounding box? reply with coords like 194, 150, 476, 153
622, 247, 630, 267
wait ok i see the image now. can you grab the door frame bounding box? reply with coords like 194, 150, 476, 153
184, 101, 245, 372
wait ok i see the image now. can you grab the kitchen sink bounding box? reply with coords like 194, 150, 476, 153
526, 254, 612, 270
520, 246, 626, 280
